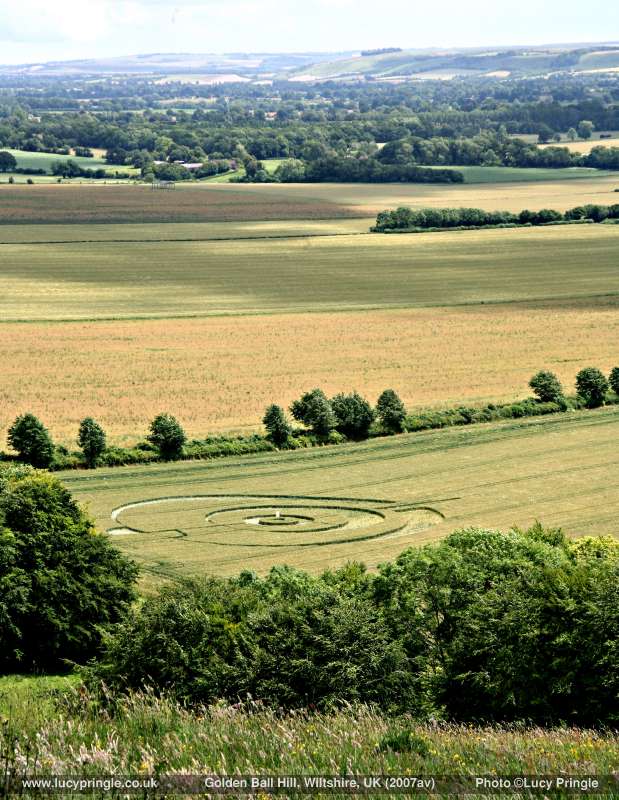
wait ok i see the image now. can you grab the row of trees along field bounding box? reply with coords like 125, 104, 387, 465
1, 459, 617, 726
2, 367, 617, 472
374, 203, 619, 232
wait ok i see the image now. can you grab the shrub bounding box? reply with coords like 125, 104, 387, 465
609, 366, 619, 396
529, 370, 564, 403
147, 413, 186, 460
376, 389, 407, 433
7, 413, 55, 468
575, 367, 609, 408
331, 392, 375, 439
262, 404, 292, 447
0, 469, 137, 672
373, 524, 619, 725
77, 417, 106, 468
88, 526, 619, 725
88, 567, 412, 712
290, 389, 336, 438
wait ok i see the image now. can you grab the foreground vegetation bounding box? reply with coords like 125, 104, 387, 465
1, 688, 618, 798
1, 463, 617, 798
1, 464, 617, 724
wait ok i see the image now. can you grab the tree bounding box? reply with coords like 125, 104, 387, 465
273, 159, 306, 182
528, 370, 564, 403
536, 124, 554, 144
376, 389, 407, 433
608, 367, 619, 397
78, 417, 107, 468
147, 413, 186, 460
331, 392, 374, 439
0, 151, 17, 172
290, 389, 336, 438
263, 404, 292, 447
7, 413, 55, 468
567, 128, 578, 142
577, 120, 594, 140
576, 367, 609, 408
0, 469, 137, 671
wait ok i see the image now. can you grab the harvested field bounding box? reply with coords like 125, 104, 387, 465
540, 137, 619, 154
231, 173, 619, 215
2, 298, 618, 446
2, 224, 619, 321
60, 406, 619, 583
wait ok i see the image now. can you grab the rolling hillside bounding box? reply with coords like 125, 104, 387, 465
289, 44, 619, 81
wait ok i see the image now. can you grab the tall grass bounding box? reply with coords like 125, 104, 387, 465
1, 685, 618, 788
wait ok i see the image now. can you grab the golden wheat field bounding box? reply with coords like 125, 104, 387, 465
540, 137, 619, 154
210, 172, 619, 215
2, 298, 618, 446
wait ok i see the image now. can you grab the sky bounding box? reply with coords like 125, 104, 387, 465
0, 0, 618, 65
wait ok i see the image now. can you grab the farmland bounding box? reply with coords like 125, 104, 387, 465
1, 298, 618, 446
1, 183, 618, 446
1, 170, 618, 225
60, 405, 619, 586
2, 223, 619, 322
4, 148, 111, 173
426, 165, 604, 183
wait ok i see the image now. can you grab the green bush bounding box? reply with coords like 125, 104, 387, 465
576, 367, 609, 408
0, 469, 137, 672
331, 392, 374, 439
376, 389, 407, 433
7, 413, 55, 468
78, 417, 106, 468
88, 526, 619, 725
529, 370, 564, 403
147, 413, 187, 460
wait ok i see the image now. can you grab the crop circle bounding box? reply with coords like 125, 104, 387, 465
109, 494, 443, 548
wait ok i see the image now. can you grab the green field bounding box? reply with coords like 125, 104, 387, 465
429, 165, 605, 183
60, 406, 619, 586
2, 224, 619, 321
3, 148, 138, 176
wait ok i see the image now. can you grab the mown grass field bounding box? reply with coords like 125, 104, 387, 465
2, 299, 618, 446
5, 148, 112, 173
2, 684, 617, 792
2, 223, 619, 321
60, 406, 619, 586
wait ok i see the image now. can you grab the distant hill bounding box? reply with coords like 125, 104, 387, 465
287, 44, 619, 82
2, 44, 619, 82
0, 51, 354, 78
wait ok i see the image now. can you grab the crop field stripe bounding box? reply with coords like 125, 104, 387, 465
3, 225, 618, 322
0, 231, 370, 247
62, 408, 619, 498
